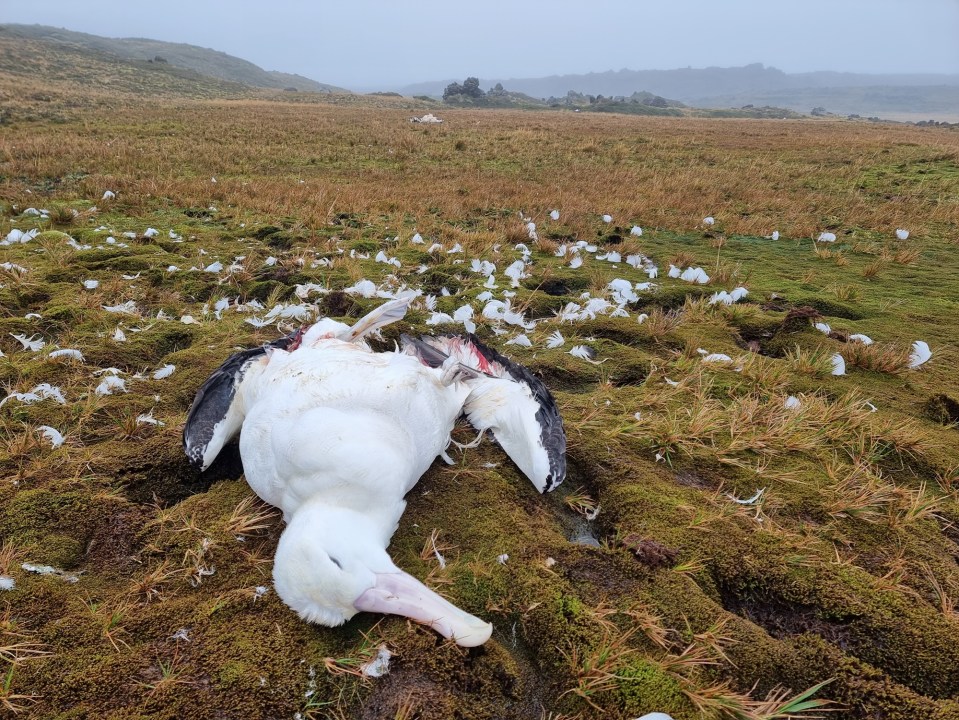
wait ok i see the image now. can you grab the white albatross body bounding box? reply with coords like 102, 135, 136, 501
233, 332, 492, 645
238, 340, 469, 526
183, 299, 565, 647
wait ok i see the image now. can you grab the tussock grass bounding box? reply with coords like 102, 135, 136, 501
840, 341, 911, 375
785, 345, 836, 376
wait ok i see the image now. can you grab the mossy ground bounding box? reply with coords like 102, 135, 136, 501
0, 98, 957, 719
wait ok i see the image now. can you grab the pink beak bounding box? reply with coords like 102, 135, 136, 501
354, 572, 493, 647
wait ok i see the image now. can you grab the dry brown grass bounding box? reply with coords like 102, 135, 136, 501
861, 258, 888, 279
840, 341, 911, 375
642, 307, 684, 342
3, 94, 954, 239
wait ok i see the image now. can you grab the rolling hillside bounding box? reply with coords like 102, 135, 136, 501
0, 23, 344, 93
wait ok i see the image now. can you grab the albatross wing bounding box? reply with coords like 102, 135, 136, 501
402, 333, 566, 492
183, 332, 296, 471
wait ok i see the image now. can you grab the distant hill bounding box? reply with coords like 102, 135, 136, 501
0, 35, 255, 105
401, 64, 959, 120
0, 23, 345, 93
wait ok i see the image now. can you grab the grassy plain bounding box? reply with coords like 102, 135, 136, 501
0, 88, 958, 719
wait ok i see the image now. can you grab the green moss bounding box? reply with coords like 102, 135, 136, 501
81, 323, 197, 369
615, 658, 697, 719
790, 295, 866, 320
419, 266, 464, 294
32, 533, 85, 568
0, 488, 95, 553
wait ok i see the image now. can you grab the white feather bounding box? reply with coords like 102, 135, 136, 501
831, 354, 846, 376
153, 364, 176, 380
908, 340, 931, 369
49, 348, 85, 362
37, 425, 65, 448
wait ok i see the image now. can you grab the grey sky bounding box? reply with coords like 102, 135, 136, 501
5, 0, 959, 89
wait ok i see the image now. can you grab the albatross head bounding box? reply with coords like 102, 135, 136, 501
272, 504, 493, 647
463, 377, 566, 493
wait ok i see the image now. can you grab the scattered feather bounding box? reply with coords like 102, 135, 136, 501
102, 301, 139, 315
153, 364, 176, 380
426, 312, 454, 326
95, 375, 128, 396
727, 488, 765, 505
568, 345, 606, 364
136, 409, 165, 427
343, 280, 377, 298
831, 354, 846, 376
10, 333, 45, 351
49, 348, 85, 362
702, 353, 733, 364
506, 334, 532, 347
21, 562, 79, 583
37, 425, 65, 448
908, 340, 932, 369
360, 645, 393, 678
680, 267, 710, 284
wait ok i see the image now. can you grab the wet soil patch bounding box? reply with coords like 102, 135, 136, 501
359, 636, 551, 720
317, 289, 364, 318
98, 434, 225, 505
925, 393, 959, 425
720, 588, 854, 651
538, 278, 574, 296
608, 359, 650, 387
84, 502, 150, 567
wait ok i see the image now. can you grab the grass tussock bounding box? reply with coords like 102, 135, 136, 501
840, 341, 911, 375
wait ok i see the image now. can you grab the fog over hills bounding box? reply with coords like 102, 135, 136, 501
5, 21, 957, 121
400, 64, 959, 119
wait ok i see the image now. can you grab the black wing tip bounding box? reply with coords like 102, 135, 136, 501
182, 332, 297, 467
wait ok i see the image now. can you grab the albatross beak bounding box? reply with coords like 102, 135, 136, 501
353, 571, 493, 647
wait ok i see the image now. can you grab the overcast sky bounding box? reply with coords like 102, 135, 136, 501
5, 1, 959, 89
